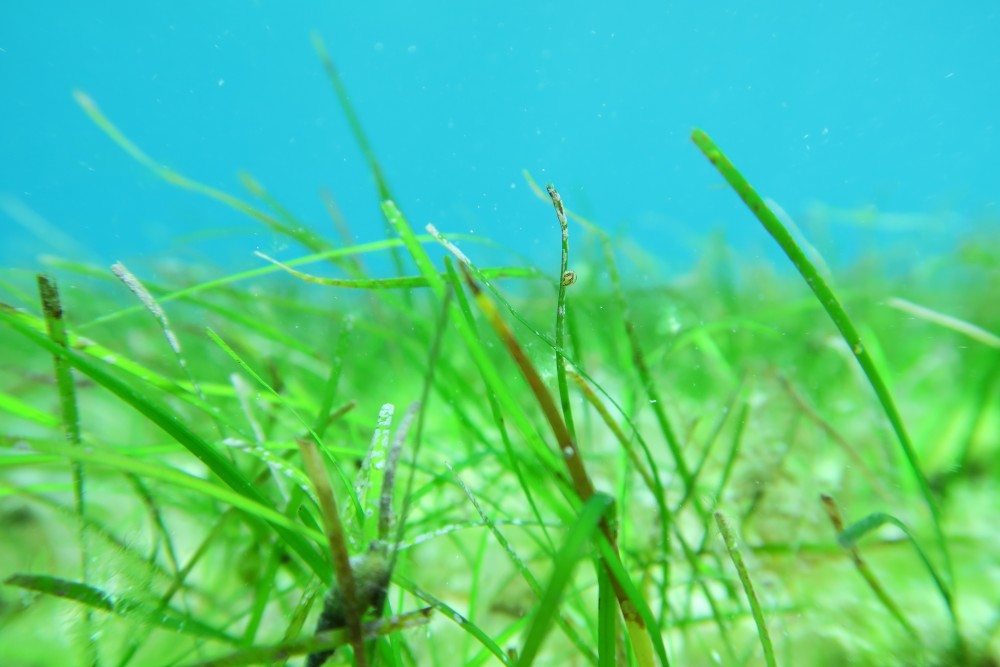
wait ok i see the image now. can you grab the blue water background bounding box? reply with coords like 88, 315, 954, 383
2, 2, 997, 278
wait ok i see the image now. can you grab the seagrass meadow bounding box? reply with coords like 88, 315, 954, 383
2, 41, 999, 667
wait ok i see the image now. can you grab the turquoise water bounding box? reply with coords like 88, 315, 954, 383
2, 2, 997, 273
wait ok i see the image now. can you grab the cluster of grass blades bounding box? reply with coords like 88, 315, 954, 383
2, 32, 1000, 666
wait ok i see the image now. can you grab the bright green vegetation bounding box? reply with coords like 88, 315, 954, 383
2, 40, 999, 667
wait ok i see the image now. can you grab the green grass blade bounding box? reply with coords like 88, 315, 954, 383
820, 495, 920, 641
179, 607, 432, 667
592, 529, 670, 667
204, 326, 363, 524
837, 511, 958, 637
73, 237, 423, 329
299, 438, 367, 665
442, 256, 557, 551
311, 33, 391, 201
241, 503, 301, 646
0, 391, 60, 427
451, 466, 597, 665
311, 31, 409, 281
523, 171, 697, 504
4, 574, 239, 643
257, 250, 533, 289
690, 128, 951, 588
1, 303, 250, 434
517, 493, 614, 667
73, 91, 328, 255
887, 297, 1000, 349
36, 276, 82, 448
566, 366, 674, 629
380, 201, 446, 297
0, 306, 330, 580
36, 274, 94, 663
596, 563, 617, 667
406, 582, 513, 667
15, 440, 324, 544
546, 185, 578, 441
238, 172, 333, 254
5, 573, 113, 611
311, 317, 352, 440
714, 511, 777, 667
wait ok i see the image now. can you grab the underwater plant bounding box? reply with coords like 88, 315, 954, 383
2, 33, 999, 667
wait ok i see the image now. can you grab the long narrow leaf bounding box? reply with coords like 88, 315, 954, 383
691, 128, 951, 589
517, 493, 614, 667
0, 306, 330, 580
